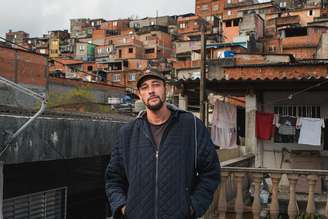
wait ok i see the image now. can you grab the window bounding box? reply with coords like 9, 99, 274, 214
113, 21, 117, 27
112, 74, 121, 82
268, 46, 276, 52
279, 2, 287, 7
145, 48, 155, 54
274, 104, 320, 118
180, 23, 186, 29
128, 73, 136, 81
128, 48, 134, 53
79, 45, 85, 51
227, 10, 232, 16
308, 10, 313, 16
227, 0, 232, 4
206, 16, 213, 22
201, 4, 209, 11
3, 187, 67, 219
233, 18, 240, 26
87, 66, 93, 71
151, 21, 155, 25
213, 5, 219, 11
225, 20, 232, 27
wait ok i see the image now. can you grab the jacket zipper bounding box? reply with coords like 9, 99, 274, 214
143, 131, 159, 219
143, 116, 175, 219
155, 148, 159, 219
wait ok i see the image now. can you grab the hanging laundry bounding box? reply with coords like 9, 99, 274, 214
271, 114, 279, 137
256, 112, 274, 140
274, 115, 297, 143
298, 117, 325, 146
277, 115, 297, 135
211, 100, 237, 148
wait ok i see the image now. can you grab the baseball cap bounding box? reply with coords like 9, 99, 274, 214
137, 69, 165, 89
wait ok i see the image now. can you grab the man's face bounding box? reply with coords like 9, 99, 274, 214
138, 78, 166, 111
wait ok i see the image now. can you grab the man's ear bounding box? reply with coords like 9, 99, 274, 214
137, 90, 142, 100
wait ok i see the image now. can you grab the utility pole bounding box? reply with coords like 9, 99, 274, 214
200, 21, 207, 123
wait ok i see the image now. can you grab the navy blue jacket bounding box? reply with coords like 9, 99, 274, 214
105, 105, 221, 219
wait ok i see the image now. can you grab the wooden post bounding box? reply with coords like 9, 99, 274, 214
200, 21, 206, 123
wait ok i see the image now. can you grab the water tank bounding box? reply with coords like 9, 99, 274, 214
223, 50, 235, 58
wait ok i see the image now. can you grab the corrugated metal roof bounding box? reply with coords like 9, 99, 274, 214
177, 76, 328, 82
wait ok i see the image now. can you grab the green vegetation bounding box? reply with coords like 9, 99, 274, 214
40, 87, 113, 113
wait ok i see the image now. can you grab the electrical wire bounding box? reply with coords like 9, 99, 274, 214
259, 78, 328, 107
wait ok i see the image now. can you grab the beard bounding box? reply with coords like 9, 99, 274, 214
144, 95, 165, 111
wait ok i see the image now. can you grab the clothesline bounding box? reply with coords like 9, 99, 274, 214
256, 111, 327, 146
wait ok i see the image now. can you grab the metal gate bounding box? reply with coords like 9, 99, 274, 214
3, 187, 67, 219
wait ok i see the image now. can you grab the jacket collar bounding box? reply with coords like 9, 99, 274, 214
136, 103, 185, 120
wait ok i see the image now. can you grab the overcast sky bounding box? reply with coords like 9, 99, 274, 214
0, 0, 195, 38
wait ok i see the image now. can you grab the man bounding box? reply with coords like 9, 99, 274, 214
105, 70, 221, 219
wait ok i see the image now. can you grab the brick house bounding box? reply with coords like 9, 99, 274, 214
177, 53, 328, 173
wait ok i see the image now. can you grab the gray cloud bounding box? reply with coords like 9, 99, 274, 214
0, 0, 194, 37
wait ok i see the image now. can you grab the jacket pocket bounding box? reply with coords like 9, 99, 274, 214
182, 187, 192, 219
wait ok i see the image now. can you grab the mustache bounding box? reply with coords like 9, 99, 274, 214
147, 95, 160, 101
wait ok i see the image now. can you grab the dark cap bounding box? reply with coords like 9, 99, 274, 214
137, 69, 165, 89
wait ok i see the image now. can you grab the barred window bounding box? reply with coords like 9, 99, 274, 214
273, 104, 320, 118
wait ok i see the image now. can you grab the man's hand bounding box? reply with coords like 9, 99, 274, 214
121, 206, 126, 215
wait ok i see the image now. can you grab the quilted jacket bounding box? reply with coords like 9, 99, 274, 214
105, 105, 221, 219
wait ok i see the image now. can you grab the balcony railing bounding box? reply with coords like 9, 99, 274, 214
203, 167, 328, 219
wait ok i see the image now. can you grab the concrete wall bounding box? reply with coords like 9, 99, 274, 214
129, 16, 174, 28
175, 41, 201, 54
0, 162, 2, 219
239, 14, 264, 39
0, 114, 126, 164
317, 32, 328, 59
0, 83, 45, 110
